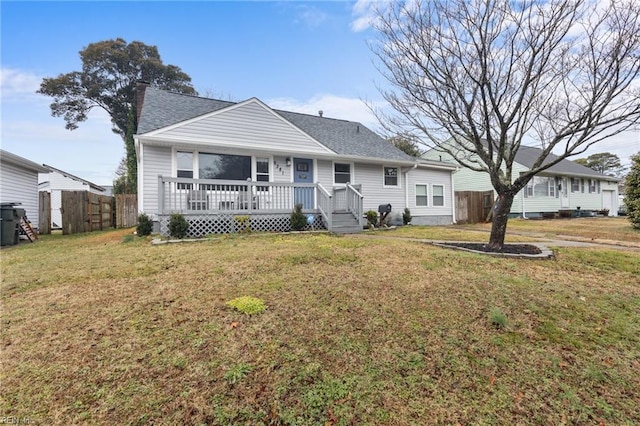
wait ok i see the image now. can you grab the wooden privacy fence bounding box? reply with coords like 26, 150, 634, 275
61, 191, 114, 235
455, 191, 494, 224
116, 194, 138, 228
38, 192, 51, 235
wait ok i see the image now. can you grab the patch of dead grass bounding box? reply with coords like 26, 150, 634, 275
1, 230, 639, 424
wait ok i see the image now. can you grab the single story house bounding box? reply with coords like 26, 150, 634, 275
0, 150, 49, 229
135, 86, 457, 236
423, 144, 620, 218
38, 164, 107, 229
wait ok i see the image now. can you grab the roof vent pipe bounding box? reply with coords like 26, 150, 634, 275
318, 110, 323, 117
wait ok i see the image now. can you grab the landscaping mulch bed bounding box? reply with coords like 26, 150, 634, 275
441, 242, 542, 255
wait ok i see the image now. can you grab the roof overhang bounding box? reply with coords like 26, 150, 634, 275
537, 170, 621, 182
135, 135, 429, 167
0, 150, 48, 173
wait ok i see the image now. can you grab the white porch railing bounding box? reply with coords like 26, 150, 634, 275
158, 176, 322, 214
317, 183, 333, 230
345, 183, 364, 228
332, 183, 364, 226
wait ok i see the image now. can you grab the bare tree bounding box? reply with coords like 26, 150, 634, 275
372, 0, 640, 249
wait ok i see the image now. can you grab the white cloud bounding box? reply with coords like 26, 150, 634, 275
350, 0, 396, 32
0, 67, 44, 102
1, 67, 123, 185
267, 94, 384, 129
293, 4, 329, 29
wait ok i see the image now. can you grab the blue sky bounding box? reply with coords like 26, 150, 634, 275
2, 1, 638, 185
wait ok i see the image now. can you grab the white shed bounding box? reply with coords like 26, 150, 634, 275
0, 150, 48, 228
38, 164, 106, 229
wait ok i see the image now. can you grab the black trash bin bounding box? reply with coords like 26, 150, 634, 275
0, 203, 20, 246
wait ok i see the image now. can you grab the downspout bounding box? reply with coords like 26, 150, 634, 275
451, 168, 457, 224
136, 137, 144, 216
404, 164, 418, 208
521, 187, 527, 219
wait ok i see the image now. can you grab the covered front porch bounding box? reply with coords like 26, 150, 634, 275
156, 176, 364, 236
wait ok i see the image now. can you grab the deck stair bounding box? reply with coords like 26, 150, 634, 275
19, 217, 37, 242
330, 211, 362, 234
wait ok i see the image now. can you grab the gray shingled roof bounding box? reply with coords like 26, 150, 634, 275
137, 87, 415, 162
515, 145, 614, 179
137, 88, 233, 135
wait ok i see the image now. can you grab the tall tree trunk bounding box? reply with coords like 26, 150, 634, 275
488, 192, 516, 250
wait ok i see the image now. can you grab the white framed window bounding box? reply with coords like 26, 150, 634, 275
383, 166, 399, 187
176, 151, 194, 189
571, 178, 580, 193
432, 185, 445, 206
524, 180, 534, 198
588, 179, 600, 193
416, 184, 428, 206
334, 162, 352, 184
532, 176, 555, 197
255, 157, 270, 191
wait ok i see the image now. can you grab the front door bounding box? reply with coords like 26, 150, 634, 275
293, 158, 314, 209
560, 177, 570, 208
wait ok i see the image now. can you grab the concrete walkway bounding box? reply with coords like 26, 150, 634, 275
348, 228, 640, 253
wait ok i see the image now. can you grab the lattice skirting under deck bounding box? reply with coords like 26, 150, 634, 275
158, 213, 326, 237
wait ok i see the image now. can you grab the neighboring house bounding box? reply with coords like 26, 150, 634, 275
38, 165, 107, 229
0, 150, 49, 228
135, 86, 457, 236
424, 144, 620, 218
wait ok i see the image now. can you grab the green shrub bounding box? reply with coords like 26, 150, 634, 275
136, 213, 153, 236
168, 213, 189, 239
291, 204, 307, 231
225, 296, 267, 315
624, 154, 640, 228
402, 207, 412, 225
365, 210, 378, 227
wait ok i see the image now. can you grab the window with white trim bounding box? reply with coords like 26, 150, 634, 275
383, 166, 399, 187
432, 185, 444, 206
416, 184, 428, 206
524, 180, 534, 198
256, 157, 270, 191
533, 176, 555, 197
177, 151, 193, 189
571, 178, 580, 193
334, 163, 351, 184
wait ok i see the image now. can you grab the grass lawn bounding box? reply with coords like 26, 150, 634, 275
461, 217, 640, 245
1, 228, 639, 424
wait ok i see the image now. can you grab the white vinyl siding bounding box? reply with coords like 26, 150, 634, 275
142, 144, 172, 215
147, 100, 332, 155
272, 156, 292, 184
316, 160, 333, 189
406, 166, 453, 217
351, 163, 406, 212
0, 161, 40, 227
